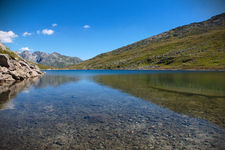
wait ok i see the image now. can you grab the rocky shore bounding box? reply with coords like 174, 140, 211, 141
0, 54, 44, 81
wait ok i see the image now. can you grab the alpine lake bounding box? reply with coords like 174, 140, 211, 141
0, 70, 225, 150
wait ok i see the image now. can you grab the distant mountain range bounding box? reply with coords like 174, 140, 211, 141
17, 51, 82, 68
68, 13, 225, 70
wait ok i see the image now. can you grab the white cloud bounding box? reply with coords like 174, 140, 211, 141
36, 30, 40, 34
42, 29, 54, 35
23, 32, 32, 37
52, 23, 57, 27
83, 25, 91, 29
19, 47, 33, 51
0, 30, 18, 43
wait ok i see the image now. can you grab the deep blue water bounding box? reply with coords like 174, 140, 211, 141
0, 70, 225, 149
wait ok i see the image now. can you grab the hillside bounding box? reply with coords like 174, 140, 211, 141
68, 13, 225, 70
17, 51, 82, 68
0, 43, 22, 61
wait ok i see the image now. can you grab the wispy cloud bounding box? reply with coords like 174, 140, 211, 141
0, 30, 18, 43
19, 47, 33, 51
83, 25, 91, 29
52, 23, 57, 27
23, 32, 32, 37
42, 29, 54, 35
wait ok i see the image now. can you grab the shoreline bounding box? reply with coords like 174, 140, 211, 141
41, 68, 225, 72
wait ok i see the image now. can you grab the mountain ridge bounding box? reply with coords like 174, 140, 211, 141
17, 50, 82, 68
68, 13, 225, 70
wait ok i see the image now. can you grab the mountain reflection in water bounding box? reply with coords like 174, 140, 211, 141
0, 78, 39, 110
93, 72, 225, 127
0, 75, 80, 110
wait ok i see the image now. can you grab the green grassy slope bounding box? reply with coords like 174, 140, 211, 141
0, 47, 22, 60
37, 64, 57, 70
68, 13, 225, 70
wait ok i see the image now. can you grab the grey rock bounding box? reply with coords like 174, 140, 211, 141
0, 66, 9, 74
19, 60, 31, 68
9, 70, 24, 80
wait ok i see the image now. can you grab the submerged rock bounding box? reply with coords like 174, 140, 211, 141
0, 54, 44, 81
84, 114, 106, 123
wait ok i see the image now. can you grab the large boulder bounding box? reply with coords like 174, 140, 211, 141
0, 54, 10, 68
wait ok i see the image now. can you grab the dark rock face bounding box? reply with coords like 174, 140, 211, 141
17, 50, 83, 68
0, 54, 44, 81
0, 54, 10, 67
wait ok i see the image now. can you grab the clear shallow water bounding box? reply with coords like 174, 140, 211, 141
0, 70, 225, 149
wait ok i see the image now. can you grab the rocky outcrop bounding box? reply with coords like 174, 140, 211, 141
0, 54, 44, 81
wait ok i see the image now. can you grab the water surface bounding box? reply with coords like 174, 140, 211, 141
0, 70, 225, 149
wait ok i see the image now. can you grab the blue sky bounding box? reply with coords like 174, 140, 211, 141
0, 0, 225, 60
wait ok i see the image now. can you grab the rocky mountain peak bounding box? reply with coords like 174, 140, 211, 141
17, 50, 82, 68
52, 52, 60, 55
